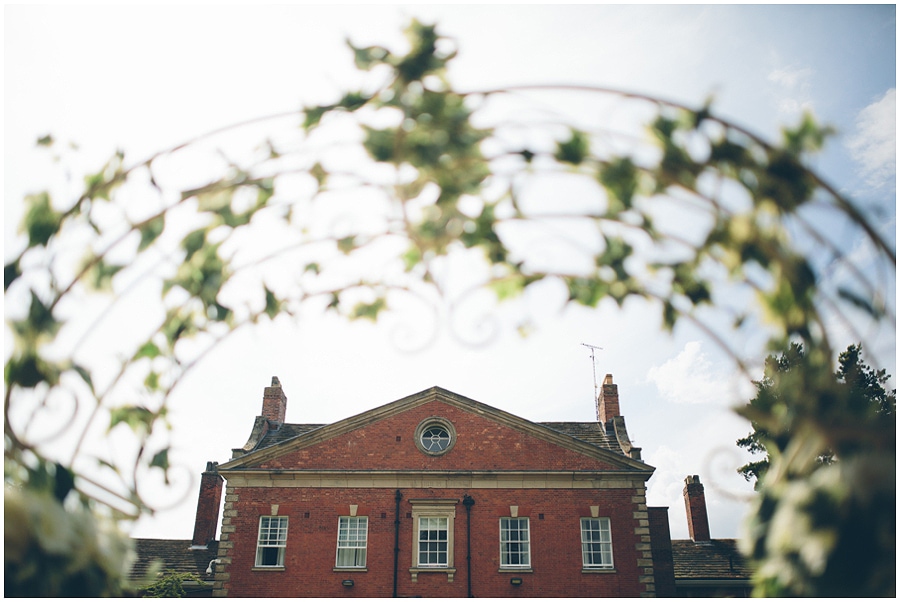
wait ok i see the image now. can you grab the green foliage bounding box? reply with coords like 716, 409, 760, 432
4, 19, 894, 597
4, 462, 134, 597
142, 570, 204, 598
737, 343, 896, 596
555, 129, 590, 165
21, 191, 62, 248
737, 343, 895, 485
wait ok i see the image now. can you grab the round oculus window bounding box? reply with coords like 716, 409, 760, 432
415, 418, 456, 455
421, 425, 451, 452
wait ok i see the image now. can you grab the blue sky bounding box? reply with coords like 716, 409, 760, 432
5, 4, 895, 542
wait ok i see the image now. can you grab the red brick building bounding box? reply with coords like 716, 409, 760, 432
200, 376, 660, 597
136, 377, 753, 597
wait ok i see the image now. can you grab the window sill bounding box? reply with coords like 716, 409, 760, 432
252, 566, 285, 572
409, 567, 456, 583
582, 567, 616, 574
333, 567, 368, 572
498, 567, 533, 573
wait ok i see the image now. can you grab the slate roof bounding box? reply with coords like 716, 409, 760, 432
540, 421, 620, 452
256, 423, 326, 449
129, 539, 219, 583
671, 539, 752, 580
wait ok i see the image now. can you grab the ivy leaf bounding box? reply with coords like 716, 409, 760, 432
109, 405, 154, 434
402, 246, 422, 272
138, 215, 166, 251
145, 371, 160, 391
21, 191, 63, 248
302, 104, 332, 131
363, 127, 397, 163
6, 353, 61, 388
70, 363, 95, 393
85, 258, 125, 291
264, 287, 281, 320
83, 150, 125, 201
27, 291, 61, 339
326, 292, 341, 312
662, 300, 677, 332
782, 112, 834, 155
347, 40, 390, 70
351, 298, 387, 322
599, 157, 638, 213
150, 448, 171, 485
134, 341, 161, 361
310, 163, 328, 189
255, 178, 275, 208
491, 275, 530, 301
337, 236, 357, 254
182, 228, 207, 262
566, 277, 608, 307
5, 260, 21, 291
555, 129, 589, 165
337, 91, 370, 112
52, 462, 75, 503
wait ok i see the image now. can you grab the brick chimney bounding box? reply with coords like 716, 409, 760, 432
683, 475, 711, 542
262, 376, 287, 426
597, 374, 620, 424
191, 461, 224, 548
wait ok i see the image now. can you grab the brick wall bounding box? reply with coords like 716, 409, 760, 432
216, 485, 649, 597
256, 401, 619, 472
192, 463, 224, 547
683, 475, 710, 542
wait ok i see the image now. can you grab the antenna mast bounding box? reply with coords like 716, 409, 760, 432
581, 343, 603, 419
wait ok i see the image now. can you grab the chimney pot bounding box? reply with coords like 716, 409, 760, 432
683, 475, 711, 542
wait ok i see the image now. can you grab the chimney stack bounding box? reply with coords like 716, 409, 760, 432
597, 374, 621, 424
191, 461, 224, 548
683, 475, 711, 542
262, 376, 287, 426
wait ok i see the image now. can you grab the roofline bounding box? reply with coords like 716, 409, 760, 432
216, 468, 654, 489
217, 468, 655, 478
675, 579, 753, 586
219, 386, 654, 472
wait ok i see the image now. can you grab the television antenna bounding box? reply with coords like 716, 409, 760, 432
581, 343, 603, 418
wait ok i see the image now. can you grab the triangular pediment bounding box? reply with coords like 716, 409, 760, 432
218, 386, 653, 474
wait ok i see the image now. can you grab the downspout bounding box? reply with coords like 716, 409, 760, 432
462, 494, 475, 598
393, 489, 402, 598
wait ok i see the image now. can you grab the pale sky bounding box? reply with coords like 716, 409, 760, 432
4, 4, 896, 542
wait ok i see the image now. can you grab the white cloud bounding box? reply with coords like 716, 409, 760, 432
646, 341, 749, 405
846, 88, 896, 189
767, 66, 813, 89
767, 64, 814, 117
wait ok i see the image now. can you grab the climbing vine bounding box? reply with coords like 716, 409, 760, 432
5, 20, 894, 596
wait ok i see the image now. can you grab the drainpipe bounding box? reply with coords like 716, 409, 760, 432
393, 489, 402, 598
462, 494, 475, 598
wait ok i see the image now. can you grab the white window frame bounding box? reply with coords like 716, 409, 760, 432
417, 516, 450, 567
499, 517, 531, 568
580, 517, 614, 569
408, 499, 458, 582
335, 516, 368, 568
255, 516, 288, 567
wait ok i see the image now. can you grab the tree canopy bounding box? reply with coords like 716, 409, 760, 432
736, 343, 895, 596
4, 20, 895, 597
738, 342, 895, 486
